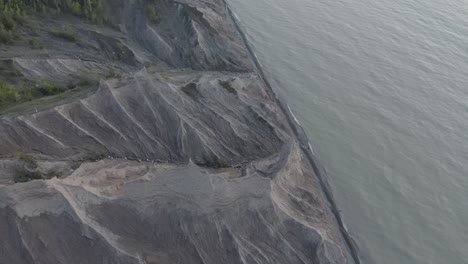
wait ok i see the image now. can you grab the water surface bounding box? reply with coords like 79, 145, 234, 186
228, 0, 468, 263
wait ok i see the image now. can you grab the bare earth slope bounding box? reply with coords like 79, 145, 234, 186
0, 0, 356, 263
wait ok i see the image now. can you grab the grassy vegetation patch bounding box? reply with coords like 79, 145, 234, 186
219, 80, 237, 95
197, 157, 230, 168
0, 60, 21, 79
13, 152, 61, 183
0, 0, 113, 44
181, 82, 199, 98
37, 80, 62, 95
141, 0, 163, 24
0, 1, 27, 44
78, 70, 99, 86
216, 158, 229, 168
0, 77, 69, 110
28, 39, 45, 49
0, 66, 104, 115
14, 167, 60, 183
1, 78, 79, 112
0, 81, 21, 106
51, 27, 77, 42
1, 84, 95, 116
1, 0, 112, 23
16, 152, 38, 169
105, 63, 120, 78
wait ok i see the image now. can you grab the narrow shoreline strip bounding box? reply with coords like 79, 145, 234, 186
222, 1, 362, 263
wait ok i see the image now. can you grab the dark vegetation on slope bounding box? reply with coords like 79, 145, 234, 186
0, 0, 111, 44
14, 152, 60, 183
181, 82, 199, 98
0, 0, 167, 114
194, 156, 231, 169
50, 27, 77, 42
219, 80, 237, 95
13, 150, 108, 183
0, 0, 164, 44
143, 0, 162, 24
1, 0, 250, 114
0, 60, 62, 109
0, 0, 119, 111
0, 60, 102, 112
0, 0, 260, 172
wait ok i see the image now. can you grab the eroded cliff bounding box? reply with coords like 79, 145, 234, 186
0, 0, 356, 263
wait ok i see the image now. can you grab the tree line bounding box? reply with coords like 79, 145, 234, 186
0, 0, 109, 43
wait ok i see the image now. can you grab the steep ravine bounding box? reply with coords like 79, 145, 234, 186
0, 0, 356, 263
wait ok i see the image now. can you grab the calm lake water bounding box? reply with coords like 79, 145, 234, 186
228, 0, 468, 263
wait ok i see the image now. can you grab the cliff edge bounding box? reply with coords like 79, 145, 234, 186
0, 0, 356, 263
